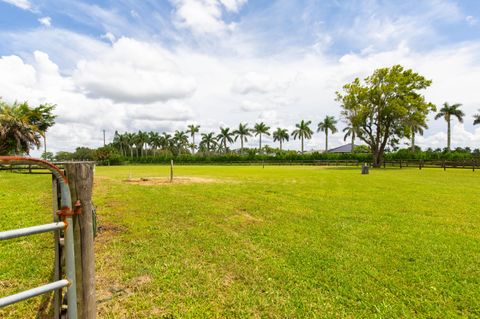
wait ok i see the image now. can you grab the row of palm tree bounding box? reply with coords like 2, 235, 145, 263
112, 117, 339, 157
112, 103, 479, 157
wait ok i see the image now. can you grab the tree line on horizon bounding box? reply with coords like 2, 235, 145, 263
1, 65, 480, 166
110, 102, 478, 164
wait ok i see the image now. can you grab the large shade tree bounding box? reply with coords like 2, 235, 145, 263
253, 122, 270, 153
291, 120, 313, 153
434, 103, 464, 151
272, 128, 289, 150
336, 65, 435, 167
317, 115, 337, 152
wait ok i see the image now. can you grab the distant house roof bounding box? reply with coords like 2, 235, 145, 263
328, 143, 358, 153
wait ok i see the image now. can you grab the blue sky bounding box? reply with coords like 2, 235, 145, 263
0, 0, 480, 153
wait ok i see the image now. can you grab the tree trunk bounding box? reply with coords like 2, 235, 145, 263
373, 150, 382, 167
325, 131, 328, 153
280, 140, 282, 151
351, 133, 355, 153
43, 134, 47, 159
447, 118, 451, 151
259, 134, 262, 153
192, 134, 195, 154
411, 132, 416, 152
301, 136, 304, 153
241, 138, 244, 153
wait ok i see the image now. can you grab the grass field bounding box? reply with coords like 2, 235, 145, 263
1, 165, 479, 318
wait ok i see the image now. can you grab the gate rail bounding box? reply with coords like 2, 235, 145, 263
0, 156, 78, 319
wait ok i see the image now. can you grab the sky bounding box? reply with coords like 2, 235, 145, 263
0, 0, 480, 154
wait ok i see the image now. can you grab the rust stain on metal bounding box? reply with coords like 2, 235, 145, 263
0, 156, 68, 183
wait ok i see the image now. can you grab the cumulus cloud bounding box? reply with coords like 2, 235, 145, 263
232, 72, 272, 94
1, 24, 480, 155
126, 101, 194, 122
38, 17, 52, 27
1, 0, 31, 10
466, 15, 478, 26
101, 32, 116, 43
73, 38, 197, 103
170, 0, 246, 35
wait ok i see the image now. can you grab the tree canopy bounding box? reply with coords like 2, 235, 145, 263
336, 65, 435, 166
0, 100, 56, 155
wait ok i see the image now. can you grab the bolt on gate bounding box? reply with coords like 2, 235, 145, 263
0, 157, 96, 319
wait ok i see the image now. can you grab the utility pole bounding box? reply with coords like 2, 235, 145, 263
102, 130, 106, 147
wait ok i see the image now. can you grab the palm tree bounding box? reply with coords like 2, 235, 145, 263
136, 131, 149, 157
148, 131, 161, 156
174, 130, 189, 153
28, 103, 56, 159
406, 113, 428, 152
160, 133, 172, 151
200, 132, 217, 153
340, 108, 359, 153
186, 124, 200, 153
272, 128, 289, 150
474, 110, 480, 126
217, 127, 234, 152
342, 126, 356, 152
125, 132, 136, 158
234, 123, 252, 153
317, 116, 338, 152
253, 122, 271, 153
0, 102, 41, 155
434, 102, 465, 150
291, 120, 313, 153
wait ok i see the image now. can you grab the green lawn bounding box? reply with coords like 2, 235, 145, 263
1, 166, 479, 318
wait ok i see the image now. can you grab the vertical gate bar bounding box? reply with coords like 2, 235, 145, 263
58, 175, 78, 319
52, 175, 61, 319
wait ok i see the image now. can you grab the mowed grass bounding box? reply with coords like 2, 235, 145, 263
1, 165, 480, 318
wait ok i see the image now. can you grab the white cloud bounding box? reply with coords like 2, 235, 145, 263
101, 32, 116, 43
38, 17, 52, 27
126, 101, 194, 122
1, 23, 480, 155
170, 0, 246, 35
466, 15, 478, 26
219, 0, 247, 12
73, 38, 197, 103
232, 72, 271, 94
1, 0, 31, 10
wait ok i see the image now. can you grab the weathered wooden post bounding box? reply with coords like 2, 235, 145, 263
64, 162, 96, 319
170, 159, 174, 182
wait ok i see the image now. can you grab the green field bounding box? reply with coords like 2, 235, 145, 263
1, 166, 479, 318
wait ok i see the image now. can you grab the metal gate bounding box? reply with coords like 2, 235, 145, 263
0, 157, 78, 318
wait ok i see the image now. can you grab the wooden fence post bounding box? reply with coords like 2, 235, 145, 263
64, 162, 96, 319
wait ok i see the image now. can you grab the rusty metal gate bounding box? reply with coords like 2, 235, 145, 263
0, 157, 78, 318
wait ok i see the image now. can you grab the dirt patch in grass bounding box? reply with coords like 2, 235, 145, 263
122, 176, 219, 185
